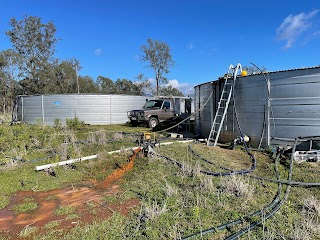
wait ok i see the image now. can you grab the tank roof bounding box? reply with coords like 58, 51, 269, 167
194, 65, 320, 88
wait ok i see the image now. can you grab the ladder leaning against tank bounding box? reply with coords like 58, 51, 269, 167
207, 63, 244, 146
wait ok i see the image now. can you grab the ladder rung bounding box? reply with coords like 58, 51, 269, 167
207, 66, 236, 146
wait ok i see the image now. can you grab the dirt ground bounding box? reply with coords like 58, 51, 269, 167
0, 149, 141, 239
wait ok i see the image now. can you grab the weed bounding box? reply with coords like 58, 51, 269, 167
180, 160, 193, 177
289, 216, 316, 240
66, 117, 85, 130
112, 132, 123, 140
97, 131, 107, 144
303, 195, 320, 215
85, 201, 97, 209
199, 175, 215, 192
65, 213, 80, 220
142, 200, 168, 221
12, 202, 38, 214
23, 197, 35, 202
102, 195, 119, 204
19, 224, 38, 237
53, 206, 76, 216
44, 220, 61, 229
218, 175, 254, 199
53, 118, 63, 130
164, 180, 178, 197
87, 132, 96, 144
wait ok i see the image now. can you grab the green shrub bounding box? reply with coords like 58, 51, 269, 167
53, 118, 63, 129
66, 117, 85, 130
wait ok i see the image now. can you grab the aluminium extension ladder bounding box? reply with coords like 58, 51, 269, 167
207, 64, 243, 146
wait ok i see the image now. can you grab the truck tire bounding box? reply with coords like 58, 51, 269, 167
130, 122, 138, 127
148, 117, 158, 128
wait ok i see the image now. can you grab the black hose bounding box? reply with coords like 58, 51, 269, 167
188, 145, 232, 171
226, 185, 291, 240
231, 74, 256, 172
246, 174, 320, 187
182, 151, 283, 239
224, 139, 296, 239
188, 145, 256, 176
189, 145, 320, 186
153, 147, 256, 177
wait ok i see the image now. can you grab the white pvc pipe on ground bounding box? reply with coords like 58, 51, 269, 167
35, 140, 193, 171
35, 155, 98, 171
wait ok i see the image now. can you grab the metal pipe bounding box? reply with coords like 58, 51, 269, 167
41, 95, 44, 123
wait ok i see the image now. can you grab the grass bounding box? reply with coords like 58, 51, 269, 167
0, 123, 143, 210
44, 221, 61, 229
12, 202, 38, 214
53, 206, 76, 216
19, 225, 38, 238
0, 123, 320, 239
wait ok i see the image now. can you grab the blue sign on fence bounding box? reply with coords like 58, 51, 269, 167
54, 101, 61, 105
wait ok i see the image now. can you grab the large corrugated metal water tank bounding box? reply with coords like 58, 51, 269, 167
16, 94, 151, 125
195, 67, 320, 147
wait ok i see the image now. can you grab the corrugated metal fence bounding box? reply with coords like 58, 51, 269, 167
17, 94, 151, 125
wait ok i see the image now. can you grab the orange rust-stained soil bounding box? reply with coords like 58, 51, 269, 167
0, 148, 141, 239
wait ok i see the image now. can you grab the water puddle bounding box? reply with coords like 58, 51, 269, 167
0, 148, 141, 238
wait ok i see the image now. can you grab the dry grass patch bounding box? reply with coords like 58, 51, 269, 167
218, 175, 254, 199
199, 175, 215, 192
303, 195, 320, 215
141, 200, 168, 221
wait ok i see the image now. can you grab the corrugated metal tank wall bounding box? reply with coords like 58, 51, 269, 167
195, 67, 320, 147
269, 68, 320, 146
195, 75, 267, 147
17, 94, 151, 125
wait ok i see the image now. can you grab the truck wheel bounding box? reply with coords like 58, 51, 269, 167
131, 122, 138, 127
148, 117, 158, 128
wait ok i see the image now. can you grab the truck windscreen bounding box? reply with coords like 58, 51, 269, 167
143, 100, 163, 109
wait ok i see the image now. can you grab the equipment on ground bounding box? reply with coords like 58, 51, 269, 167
136, 132, 158, 156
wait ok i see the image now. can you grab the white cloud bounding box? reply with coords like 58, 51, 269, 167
94, 48, 103, 56
166, 79, 195, 96
276, 10, 319, 49
146, 78, 195, 96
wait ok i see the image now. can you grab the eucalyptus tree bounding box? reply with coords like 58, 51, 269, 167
6, 16, 59, 94
96, 76, 115, 94
0, 49, 21, 113
43, 58, 81, 94
160, 85, 184, 96
140, 39, 175, 96
114, 78, 144, 95
78, 76, 99, 93
135, 73, 152, 96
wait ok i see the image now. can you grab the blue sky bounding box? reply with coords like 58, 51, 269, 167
1, 0, 320, 95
